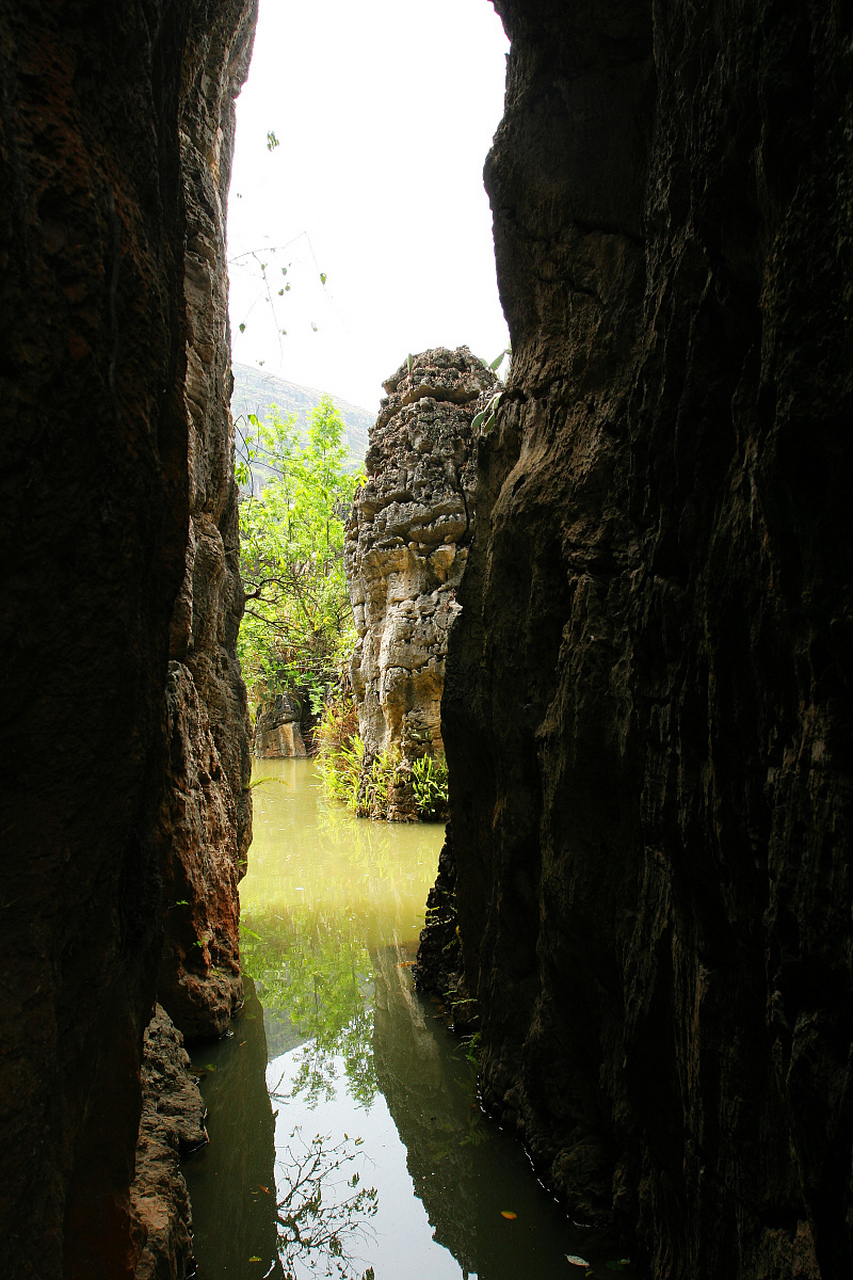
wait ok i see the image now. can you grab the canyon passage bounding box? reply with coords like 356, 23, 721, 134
184, 759, 637, 1280
1, 1, 851, 1278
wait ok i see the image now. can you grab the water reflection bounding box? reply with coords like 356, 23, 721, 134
187, 762, 639, 1280
184, 974, 284, 1280
271, 1126, 377, 1280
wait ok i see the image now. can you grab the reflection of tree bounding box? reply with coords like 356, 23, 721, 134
276, 1009, 376, 1110
272, 1126, 377, 1280
242, 909, 377, 1106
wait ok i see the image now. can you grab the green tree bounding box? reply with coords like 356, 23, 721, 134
238, 395, 359, 711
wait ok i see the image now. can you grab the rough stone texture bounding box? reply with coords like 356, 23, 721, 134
157, 663, 244, 1041
0, 2, 255, 1276
345, 346, 495, 818
156, 0, 256, 1044
253, 692, 308, 758
413, 827, 477, 1035
435, 3, 853, 1278
129, 1006, 207, 1280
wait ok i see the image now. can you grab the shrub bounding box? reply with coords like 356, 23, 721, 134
411, 753, 449, 821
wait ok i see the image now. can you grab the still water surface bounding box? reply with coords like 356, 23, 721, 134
186, 759, 636, 1280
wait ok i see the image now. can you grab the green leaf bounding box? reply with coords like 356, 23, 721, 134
320, 272, 327, 285
238, 322, 246, 334
471, 409, 486, 430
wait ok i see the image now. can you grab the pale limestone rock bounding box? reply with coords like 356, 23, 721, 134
345, 347, 495, 818
253, 692, 308, 758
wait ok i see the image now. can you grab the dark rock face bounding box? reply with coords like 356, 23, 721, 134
437, 2, 853, 1277
0, 1, 255, 1275
157, 663, 244, 1042
345, 347, 495, 818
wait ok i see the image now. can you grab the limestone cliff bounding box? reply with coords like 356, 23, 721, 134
423, 3, 853, 1278
0, 1, 256, 1276
252, 692, 309, 758
345, 347, 495, 819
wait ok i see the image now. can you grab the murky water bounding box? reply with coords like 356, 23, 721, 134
185, 759, 638, 1280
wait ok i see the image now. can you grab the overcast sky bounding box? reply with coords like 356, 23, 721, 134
226, 0, 510, 412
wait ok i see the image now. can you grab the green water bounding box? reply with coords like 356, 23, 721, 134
185, 759, 637, 1280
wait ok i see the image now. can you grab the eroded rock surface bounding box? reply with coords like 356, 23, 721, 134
0, 1, 255, 1275
253, 693, 308, 758
429, 3, 853, 1278
345, 347, 495, 818
157, 663, 244, 1041
158, 0, 255, 1042
129, 1006, 207, 1280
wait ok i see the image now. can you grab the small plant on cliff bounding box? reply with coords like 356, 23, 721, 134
411, 753, 449, 821
317, 693, 363, 808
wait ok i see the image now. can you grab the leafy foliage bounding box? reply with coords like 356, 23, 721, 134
316, 695, 364, 809
317, 697, 449, 822
411, 754, 449, 821
237, 395, 360, 712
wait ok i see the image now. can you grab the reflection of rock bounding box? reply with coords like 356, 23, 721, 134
372, 944, 480, 1273
374, 946, 620, 1279
157, 662, 244, 1041
345, 348, 495, 819
185, 974, 284, 1280
414, 826, 477, 1033
129, 1006, 207, 1279
253, 693, 308, 758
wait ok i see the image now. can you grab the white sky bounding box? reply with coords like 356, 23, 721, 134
227, 0, 510, 412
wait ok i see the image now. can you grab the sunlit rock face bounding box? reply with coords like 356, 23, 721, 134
345, 347, 495, 819
157, 0, 256, 1042
435, 2, 853, 1277
0, 1, 255, 1275
156, 663, 244, 1041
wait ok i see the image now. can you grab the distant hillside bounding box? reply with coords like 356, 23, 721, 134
231, 364, 373, 492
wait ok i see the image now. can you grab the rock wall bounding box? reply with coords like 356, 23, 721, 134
433, 2, 853, 1278
345, 347, 495, 818
253, 692, 309, 758
129, 1006, 208, 1280
0, 1, 256, 1276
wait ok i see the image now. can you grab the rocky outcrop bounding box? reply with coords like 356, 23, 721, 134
0, 2, 255, 1275
157, 663, 244, 1041
158, 0, 256, 1042
430, 3, 853, 1279
345, 347, 495, 818
253, 692, 308, 758
129, 1006, 207, 1280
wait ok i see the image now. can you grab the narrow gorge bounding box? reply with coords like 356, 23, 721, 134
1, 2, 850, 1279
